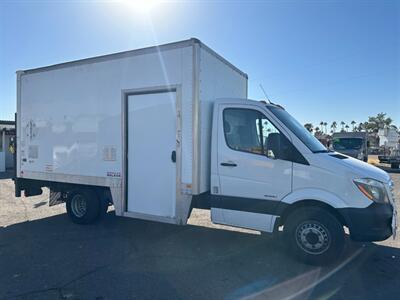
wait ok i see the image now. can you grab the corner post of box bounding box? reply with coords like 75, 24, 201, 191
14, 71, 24, 197
121, 89, 128, 215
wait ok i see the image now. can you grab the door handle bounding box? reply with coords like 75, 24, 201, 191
220, 162, 237, 167
171, 150, 176, 163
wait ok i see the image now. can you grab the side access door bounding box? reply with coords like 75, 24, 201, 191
126, 91, 177, 219
211, 104, 293, 232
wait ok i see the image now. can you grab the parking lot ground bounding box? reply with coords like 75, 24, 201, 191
0, 173, 399, 300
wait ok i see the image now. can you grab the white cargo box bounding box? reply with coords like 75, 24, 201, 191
17, 38, 247, 224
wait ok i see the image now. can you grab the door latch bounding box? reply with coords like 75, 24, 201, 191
171, 150, 176, 163
220, 162, 237, 167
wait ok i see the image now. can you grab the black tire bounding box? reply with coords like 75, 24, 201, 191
284, 207, 345, 265
391, 163, 399, 169
363, 156, 368, 162
66, 189, 100, 224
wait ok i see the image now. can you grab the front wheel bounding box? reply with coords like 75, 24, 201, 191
66, 189, 100, 224
284, 207, 345, 265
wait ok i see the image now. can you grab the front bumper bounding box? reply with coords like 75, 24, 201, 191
339, 203, 394, 242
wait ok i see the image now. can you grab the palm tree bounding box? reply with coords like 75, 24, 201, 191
315, 126, 321, 136
365, 113, 393, 132
351, 120, 356, 131
323, 122, 328, 134
340, 121, 346, 132
319, 121, 324, 133
304, 123, 314, 133
331, 121, 337, 133
345, 124, 350, 132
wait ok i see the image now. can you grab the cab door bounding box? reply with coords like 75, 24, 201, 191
211, 104, 293, 232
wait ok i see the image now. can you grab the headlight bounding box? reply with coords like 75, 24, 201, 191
354, 178, 389, 203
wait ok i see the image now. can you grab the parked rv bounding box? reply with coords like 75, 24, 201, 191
14, 39, 396, 265
331, 132, 369, 162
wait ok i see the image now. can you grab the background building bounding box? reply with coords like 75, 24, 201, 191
0, 120, 15, 172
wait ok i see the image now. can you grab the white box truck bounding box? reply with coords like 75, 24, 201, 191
14, 39, 396, 264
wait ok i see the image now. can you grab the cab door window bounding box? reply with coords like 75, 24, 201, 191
223, 107, 309, 165
223, 108, 281, 158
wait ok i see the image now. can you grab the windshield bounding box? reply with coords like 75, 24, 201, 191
332, 138, 363, 150
269, 106, 327, 153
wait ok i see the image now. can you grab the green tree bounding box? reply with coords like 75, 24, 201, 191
363, 122, 369, 132
345, 124, 350, 132
365, 113, 392, 132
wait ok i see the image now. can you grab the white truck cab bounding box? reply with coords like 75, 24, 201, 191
14, 39, 396, 265
205, 98, 396, 263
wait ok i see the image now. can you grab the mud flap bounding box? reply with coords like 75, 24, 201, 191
49, 190, 63, 206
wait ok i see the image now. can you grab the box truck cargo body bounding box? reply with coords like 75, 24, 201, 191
15, 39, 396, 264
16, 39, 247, 224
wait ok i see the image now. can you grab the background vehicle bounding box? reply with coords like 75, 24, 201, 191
379, 147, 400, 169
14, 39, 396, 265
331, 132, 369, 162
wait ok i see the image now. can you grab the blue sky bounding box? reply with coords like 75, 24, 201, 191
1, 0, 399, 128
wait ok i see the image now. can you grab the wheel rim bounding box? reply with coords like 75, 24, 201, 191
295, 221, 331, 255
71, 194, 87, 218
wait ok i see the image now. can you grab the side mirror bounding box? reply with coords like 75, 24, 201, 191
268, 134, 309, 165
265, 133, 281, 159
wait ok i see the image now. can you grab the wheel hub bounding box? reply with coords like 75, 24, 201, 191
305, 232, 319, 244
71, 194, 87, 218
295, 221, 331, 255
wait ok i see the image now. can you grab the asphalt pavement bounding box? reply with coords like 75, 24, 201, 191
0, 171, 399, 300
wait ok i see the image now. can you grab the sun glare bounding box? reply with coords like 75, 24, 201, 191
122, 0, 161, 14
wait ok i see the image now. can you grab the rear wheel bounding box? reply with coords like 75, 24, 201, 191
66, 189, 100, 224
284, 207, 345, 265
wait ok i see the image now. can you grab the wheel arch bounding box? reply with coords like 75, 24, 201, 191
67, 185, 111, 202
278, 199, 347, 227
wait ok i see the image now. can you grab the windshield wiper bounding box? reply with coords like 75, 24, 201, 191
313, 149, 330, 153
